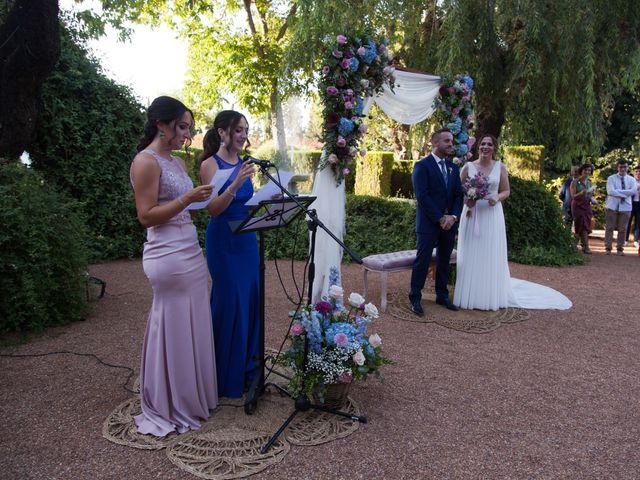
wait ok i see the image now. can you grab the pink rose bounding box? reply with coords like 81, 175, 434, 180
290, 322, 304, 336
344, 101, 353, 109
342, 168, 350, 176
315, 300, 333, 314
336, 76, 345, 87
322, 65, 330, 75
357, 46, 366, 56
369, 333, 382, 347
332, 49, 343, 59
452, 107, 460, 115
328, 153, 339, 164
346, 89, 354, 97
326, 86, 338, 96
448, 87, 455, 93
336, 136, 346, 147
336, 34, 347, 45
352, 350, 365, 366
360, 149, 367, 156
338, 370, 353, 383
334, 333, 349, 347
359, 123, 368, 133
341, 58, 351, 69
467, 136, 476, 147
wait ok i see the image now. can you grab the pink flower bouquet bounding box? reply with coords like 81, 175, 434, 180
462, 172, 490, 217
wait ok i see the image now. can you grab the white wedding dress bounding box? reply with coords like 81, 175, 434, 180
453, 161, 572, 311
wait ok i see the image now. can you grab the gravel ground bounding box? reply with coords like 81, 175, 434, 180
1, 236, 639, 480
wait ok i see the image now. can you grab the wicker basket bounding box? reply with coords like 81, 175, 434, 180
317, 382, 351, 409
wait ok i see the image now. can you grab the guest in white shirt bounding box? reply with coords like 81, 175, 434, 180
625, 165, 640, 247
604, 159, 638, 255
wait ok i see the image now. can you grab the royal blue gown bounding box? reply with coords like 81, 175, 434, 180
205, 154, 261, 398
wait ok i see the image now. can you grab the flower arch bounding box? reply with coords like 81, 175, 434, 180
318, 34, 396, 185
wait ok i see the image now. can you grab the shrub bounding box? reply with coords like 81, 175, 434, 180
391, 159, 415, 198
503, 177, 583, 265
354, 151, 394, 197
503, 145, 544, 181
29, 29, 146, 260
0, 163, 88, 333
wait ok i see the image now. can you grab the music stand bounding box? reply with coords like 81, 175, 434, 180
231, 195, 316, 415
237, 164, 366, 455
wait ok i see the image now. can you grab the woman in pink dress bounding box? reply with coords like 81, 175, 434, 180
130, 96, 218, 436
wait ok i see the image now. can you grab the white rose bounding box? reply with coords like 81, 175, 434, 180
352, 350, 365, 366
360, 79, 370, 88
348, 292, 365, 308
364, 302, 379, 318
328, 285, 344, 298
467, 187, 476, 197
368, 333, 382, 347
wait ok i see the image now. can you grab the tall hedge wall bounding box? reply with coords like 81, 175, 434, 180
354, 151, 395, 197
503, 145, 545, 181
29, 30, 146, 260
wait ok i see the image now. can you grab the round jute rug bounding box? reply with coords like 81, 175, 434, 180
387, 290, 529, 334
103, 370, 361, 479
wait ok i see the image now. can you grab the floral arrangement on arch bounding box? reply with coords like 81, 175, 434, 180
433, 74, 475, 165
278, 269, 391, 402
318, 33, 396, 185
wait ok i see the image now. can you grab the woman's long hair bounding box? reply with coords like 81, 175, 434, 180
199, 110, 249, 163
137, 96, 194, 152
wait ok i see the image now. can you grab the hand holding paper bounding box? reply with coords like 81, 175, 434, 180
245, 171, 294, 206
188, 167, 234, 210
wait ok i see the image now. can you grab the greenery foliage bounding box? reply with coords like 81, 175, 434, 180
503, 145, 544, 182
390, 160, 415, 198
354, 151, 394, 197
0, 163, 88, 333
29, 29, 146, 261
502, 177, 583, 266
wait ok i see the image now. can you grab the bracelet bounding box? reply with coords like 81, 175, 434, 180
225, 189, 236, 199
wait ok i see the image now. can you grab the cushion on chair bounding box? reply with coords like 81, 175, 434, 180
363, 248, 456, 271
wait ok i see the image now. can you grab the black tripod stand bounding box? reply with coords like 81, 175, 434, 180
241, 160, 367, 454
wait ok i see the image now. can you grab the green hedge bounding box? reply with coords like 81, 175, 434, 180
503, 177, 583, 265
29, 29, 146, 261
0, 164, 88, 333
355, 151, 395, 197
391, 160, 415, 198
503, 145, 544, 182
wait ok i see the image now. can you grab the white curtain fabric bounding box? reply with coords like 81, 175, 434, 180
310, 166, 345, 302
362, 69, 441, 125
311, 69, 441, 304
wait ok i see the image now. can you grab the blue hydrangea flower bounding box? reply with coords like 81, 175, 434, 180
456, 144, 469, 156
463, 75, 474, 89
325, 322, 355, 346
350, 57, 360, 72
362, 40, 377, 64
355, 97, 364, 115
457, 131, 469, 143
338, 117, 355, 137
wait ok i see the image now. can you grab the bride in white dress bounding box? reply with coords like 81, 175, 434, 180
453, 135, 572, 311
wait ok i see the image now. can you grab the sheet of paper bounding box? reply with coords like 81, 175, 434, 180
188, 167, 234, 210
245, 171, 295, 206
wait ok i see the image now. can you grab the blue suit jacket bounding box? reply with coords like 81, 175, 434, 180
412, 154, 464, 234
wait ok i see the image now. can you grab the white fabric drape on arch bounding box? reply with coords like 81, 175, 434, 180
310, 69, 442, 303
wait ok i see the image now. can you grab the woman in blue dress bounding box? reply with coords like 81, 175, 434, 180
199, 111, 260, 398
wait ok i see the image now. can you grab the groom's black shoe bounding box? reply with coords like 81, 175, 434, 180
436, 298, 459, 311
409, 301, 424, 317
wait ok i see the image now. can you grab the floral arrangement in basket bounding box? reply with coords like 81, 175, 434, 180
318, 33, 396, 185
278, 273, 391, 403
433, 74, 475, 165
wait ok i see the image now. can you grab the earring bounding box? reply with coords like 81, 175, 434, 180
159, 131, 166, 138
220, 140, 225, 147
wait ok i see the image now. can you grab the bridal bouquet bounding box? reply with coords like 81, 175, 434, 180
278, 282, 391, 403
462, 172, 490, 217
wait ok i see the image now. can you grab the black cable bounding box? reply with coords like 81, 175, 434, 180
0, 350, 137, 394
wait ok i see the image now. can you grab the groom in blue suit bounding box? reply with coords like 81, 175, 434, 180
409, 128, 464, 316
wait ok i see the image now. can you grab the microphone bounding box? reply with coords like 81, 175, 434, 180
243, 155, 274, 168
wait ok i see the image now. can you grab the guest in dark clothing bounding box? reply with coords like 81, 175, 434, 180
625, 165, 640, 246
570, 164, 595, 254
559, 166, 579, 225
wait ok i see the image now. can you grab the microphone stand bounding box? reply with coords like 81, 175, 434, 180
247, 161, 366, 454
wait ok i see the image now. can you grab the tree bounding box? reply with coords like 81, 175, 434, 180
0, 0, 60, 160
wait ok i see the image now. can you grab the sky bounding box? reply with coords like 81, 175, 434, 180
59, 0, 189, 105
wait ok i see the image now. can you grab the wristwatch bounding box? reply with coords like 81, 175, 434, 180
452, 215, 458, 222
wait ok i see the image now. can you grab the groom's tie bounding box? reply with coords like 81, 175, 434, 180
439, 160, 448, 185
